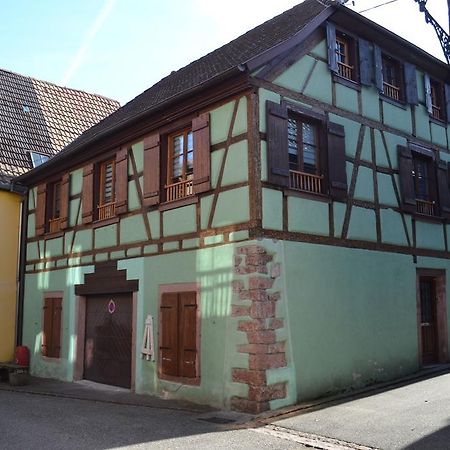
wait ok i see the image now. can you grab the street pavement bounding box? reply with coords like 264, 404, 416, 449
0, 390, 307, 450
271, 372, 450, 449
2, 371, 450, 449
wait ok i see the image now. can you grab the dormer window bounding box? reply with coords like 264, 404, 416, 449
30, 152, 50, 168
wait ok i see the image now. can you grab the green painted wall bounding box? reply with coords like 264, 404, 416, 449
283, 241, 443, 401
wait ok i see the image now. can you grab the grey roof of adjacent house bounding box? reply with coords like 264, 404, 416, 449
0, 68, 119, 184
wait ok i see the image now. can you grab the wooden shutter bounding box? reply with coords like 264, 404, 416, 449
327, 122, 347, 201
82, 163, 94, 224
397, 145, 416, 214
143, 133, 160, 207
178, 292, 197, 379
41, 298, 52, 357
159, 293, 178, 377
326, 22, 337, 74
51, 298, 62, 358
60, 173, 70, 230
115, 146, 128, 215
424, 74, 433, 114
266, 101, 289, 187
404, 62, 418, 105
35, 183, 47, 236
437, 160, 450, 219
359, 39, 373, 86
445, 84, 450, 123
192, 113, 211, 194
373, 45, 383, 92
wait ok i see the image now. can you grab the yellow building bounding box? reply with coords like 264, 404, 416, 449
0, 68, 119, 361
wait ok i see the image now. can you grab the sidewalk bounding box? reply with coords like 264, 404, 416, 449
0, 376, 214, 413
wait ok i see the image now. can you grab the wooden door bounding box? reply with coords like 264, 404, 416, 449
84, 293, 132, 388
419, 278, 439, 365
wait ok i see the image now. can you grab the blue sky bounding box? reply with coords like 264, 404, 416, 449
0, 0, 447, 105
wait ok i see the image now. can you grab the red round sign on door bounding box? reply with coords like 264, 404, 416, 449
108, 299, 116, 314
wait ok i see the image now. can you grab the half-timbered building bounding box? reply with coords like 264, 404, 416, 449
14, 0, 450, 413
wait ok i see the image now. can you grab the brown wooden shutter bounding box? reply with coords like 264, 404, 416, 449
266, 101, 289, 187
35, 183, 47, 236
445, 84, 450, 123
373, 45, 383, 92
60, 173, 70, 230
404, 62, 418, 105
41, 298, 52, 357
159, 293, 178, 377
424, 74, 433, 114
178, 292, 197, 379
327, 122, 347, 201
359, 39, 373, 86
192, 113, 211, 194
51, 298, 62, 358
397, 145, 416, 214
143, 133, 160, 207
82, 163, 94, 224
115, 146, 128, 215
326, 22, 337, 74
437, 160, 450, 219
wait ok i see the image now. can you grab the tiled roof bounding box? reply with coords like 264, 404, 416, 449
19, 0, 331, 171
0, 68, 119, 183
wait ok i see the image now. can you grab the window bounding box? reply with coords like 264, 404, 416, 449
166, 129, 194, 202
326, 22, 358, 84
97, 158, 116, 220
42, 296, 62, 359
382, 55, 403, 101
396, 144, 450, 218
47, 180, 62, 233
287, 114, 323, 194
266, 101, 348, 201
335, 34, 355, 81
35, 175, 69, 236
30, 152, 50, 168
159, 290, 199, 382
412, 154, 435, 216
142, 113, 211, 207
430, 79, 445, 121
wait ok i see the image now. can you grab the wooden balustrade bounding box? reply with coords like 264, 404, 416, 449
97, 202, 116, 220
49, 217, 61, 233
383, 82, 400, 101
289, 170, 323, 194
337, 61, 353, 80
431, 105, 442, 120
416, 198, 435, 216
165, 178, 193, 202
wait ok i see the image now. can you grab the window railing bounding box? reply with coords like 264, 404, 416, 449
97, 201, 116, 220
289, 170, 323, 194
337, 61, 353, 80
165, 178, 193, 202
49, 217, 61, 233
383, 82, 400, 101
416, 198, 435, 216
431, 105, 442, 120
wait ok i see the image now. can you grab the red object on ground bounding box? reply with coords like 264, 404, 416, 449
15, 346, 29, 367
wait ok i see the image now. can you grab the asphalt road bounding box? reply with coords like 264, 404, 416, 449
274, 372, 450, 450
0, 390, 307, 450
